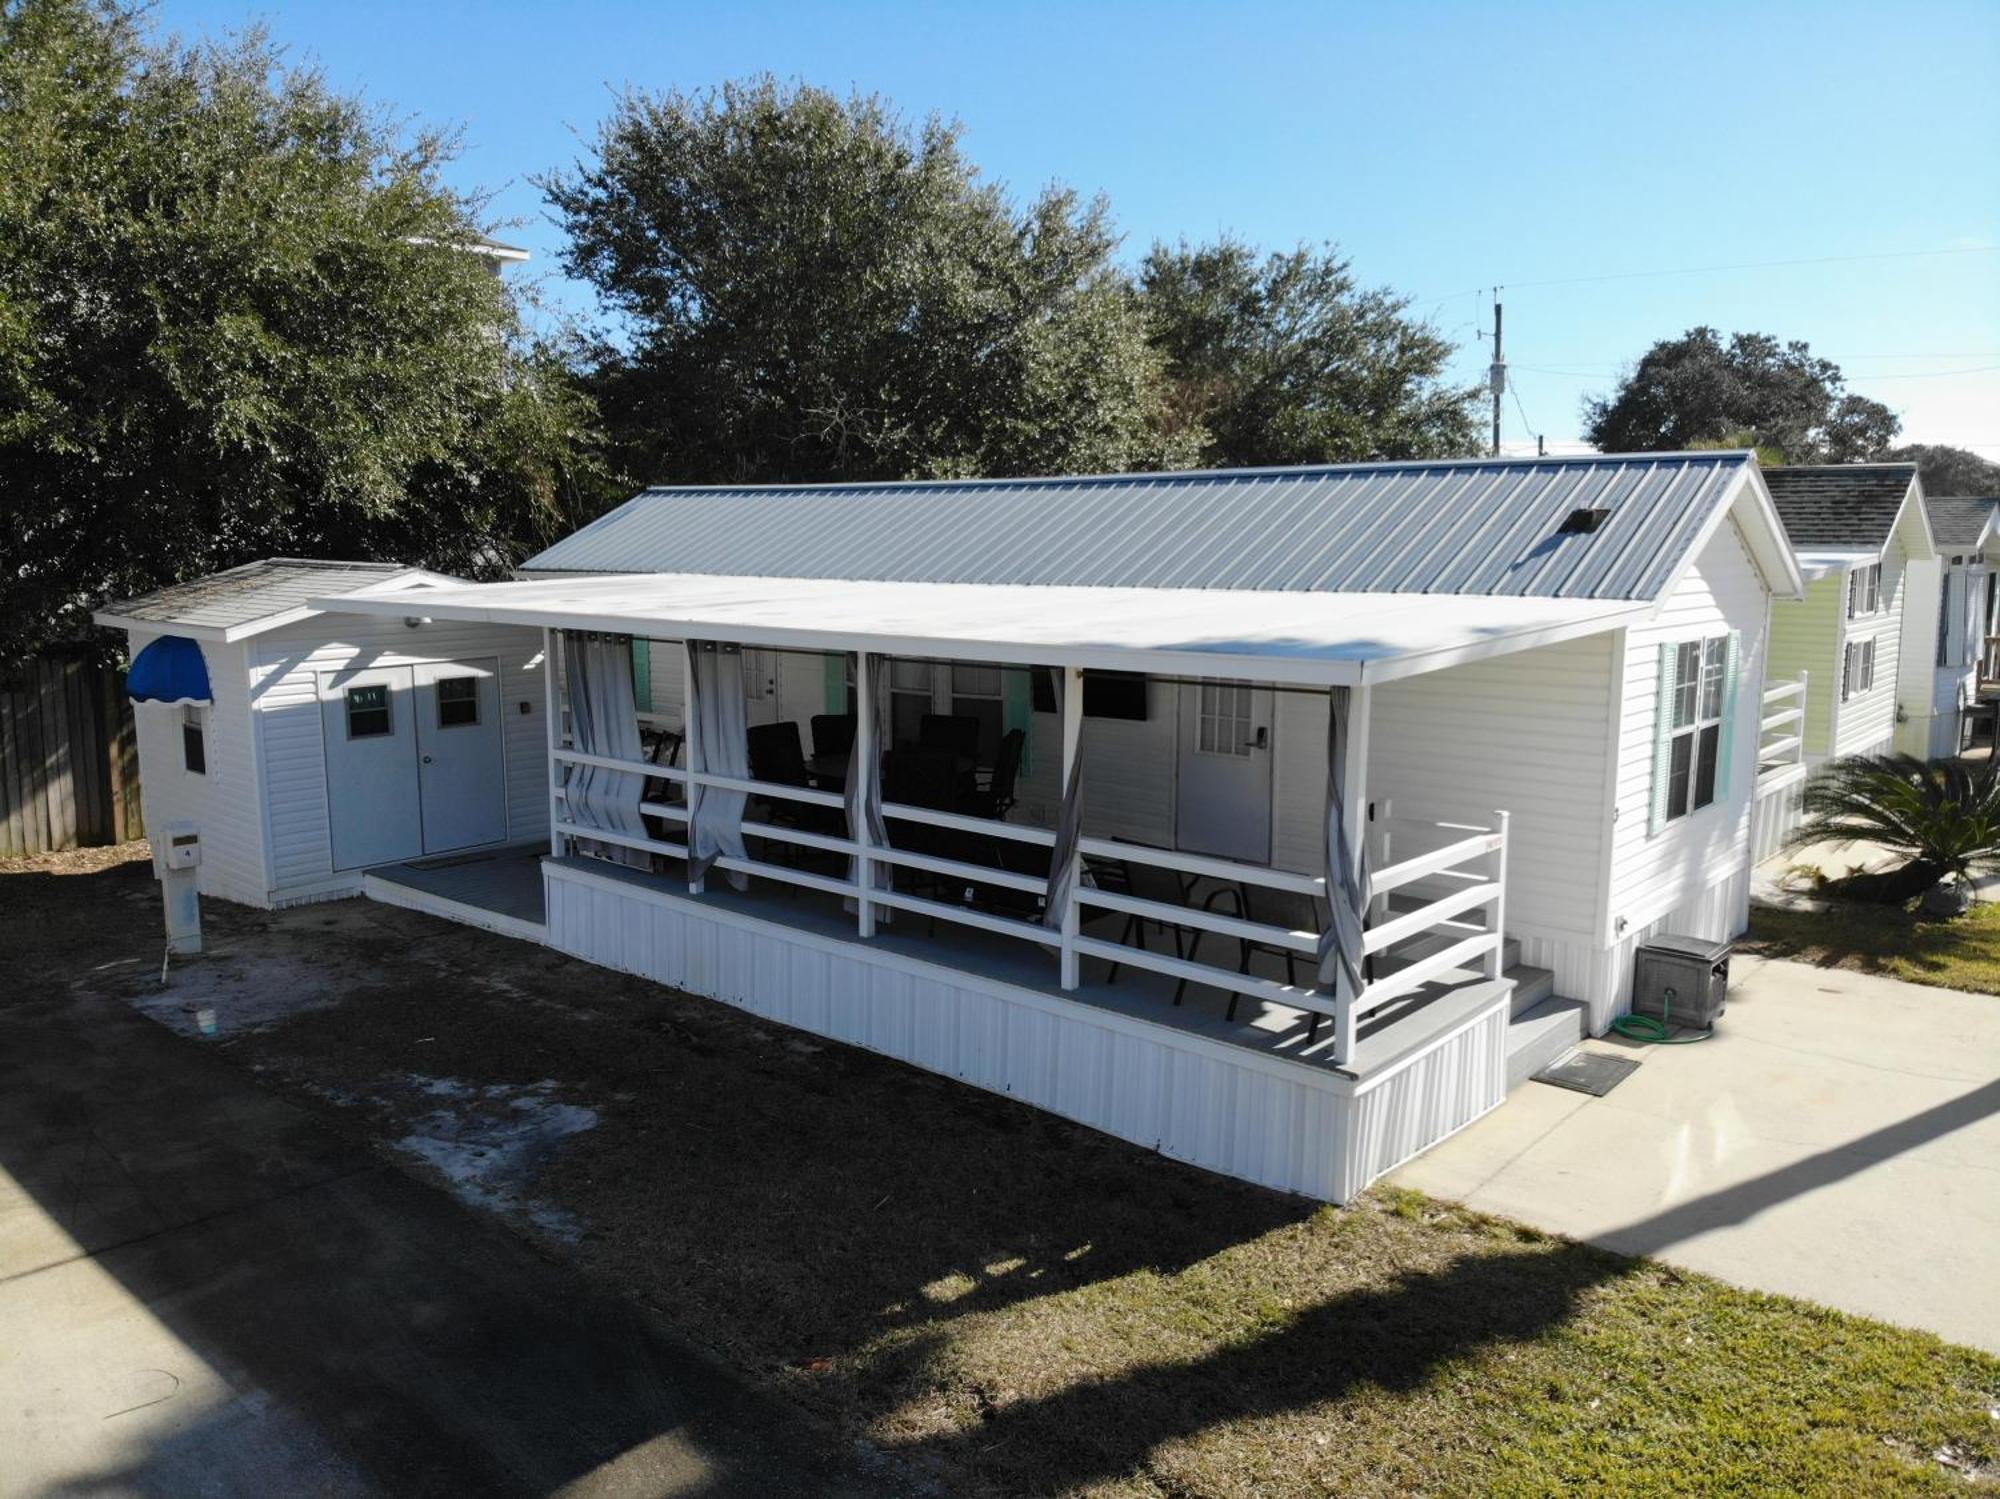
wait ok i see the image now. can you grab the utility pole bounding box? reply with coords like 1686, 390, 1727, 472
1488, 295, 1505, 458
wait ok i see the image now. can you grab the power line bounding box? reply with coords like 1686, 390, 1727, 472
1425, 242, 1999, 303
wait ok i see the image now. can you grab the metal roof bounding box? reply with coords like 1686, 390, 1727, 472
1925, 495, 1999, 550
94, 558, 444, 642
1762, 464, 1919, 548
525, 451, 1763, 603
319, 572, 1654, 687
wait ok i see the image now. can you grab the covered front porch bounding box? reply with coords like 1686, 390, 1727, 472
327, 571, 1642, 1198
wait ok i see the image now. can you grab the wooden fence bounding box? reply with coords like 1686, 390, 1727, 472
0, 653, 144, 857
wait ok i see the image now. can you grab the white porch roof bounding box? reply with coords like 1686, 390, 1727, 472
319, 572, 1652, 685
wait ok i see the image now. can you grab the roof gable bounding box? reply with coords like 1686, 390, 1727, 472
1925, 495, 2000, 551
527, 451, 1778, 604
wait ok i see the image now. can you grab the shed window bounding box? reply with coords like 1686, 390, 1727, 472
181, 706, 206, 775
345, 683, 393, 739
1847, 563, 1881, 618
436, 676, 480, 728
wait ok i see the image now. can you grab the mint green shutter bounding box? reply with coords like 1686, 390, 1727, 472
631, 637, 652, 712
1714, 631, 1742, 801
1649, 642, 1678, 835
1003, 668, 1034, 774
824, 653, 848, 714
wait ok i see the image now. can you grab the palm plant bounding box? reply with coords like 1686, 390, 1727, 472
1790, 753, 2000, 899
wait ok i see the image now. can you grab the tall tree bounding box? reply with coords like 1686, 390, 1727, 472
542, 77, 1194, 486
1139, 238, 1482, 467
1584, 327, 1899, 462
0, 0, 608, 669
1886, 443, 2000, 497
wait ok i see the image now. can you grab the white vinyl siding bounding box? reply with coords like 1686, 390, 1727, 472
251, 615, 548, 901
1610, 517, 1768, 946
128, 632, 269, 906
1833, 536, 1910, 759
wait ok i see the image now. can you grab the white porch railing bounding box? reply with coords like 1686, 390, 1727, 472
1757, 671, 1807, 784
547, 635, 1511, 1069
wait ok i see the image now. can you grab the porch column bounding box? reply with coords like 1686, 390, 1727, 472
853, 648, 877, 938
683, 641, 703, 894
1334, 681, 1371, 1065
1057, 664, 1085, 989
543, 628, 567, 860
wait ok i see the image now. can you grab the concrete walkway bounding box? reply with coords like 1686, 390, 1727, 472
0, 983, 875, 1497
1393, 954, 2000, 1354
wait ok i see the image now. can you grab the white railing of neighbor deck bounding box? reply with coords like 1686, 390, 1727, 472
1757, 671, 1807, 783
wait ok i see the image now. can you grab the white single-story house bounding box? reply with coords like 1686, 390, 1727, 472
163, 447, 1798, 1204
1752, 464, 1935, 861
1912, 494, 2000, 757
94, 559, 549, 917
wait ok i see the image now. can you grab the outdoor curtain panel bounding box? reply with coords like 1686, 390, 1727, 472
1042, 669, 1085, 931
844, 652, 893, 913
562, 631, 650, 870
1317, 685, 1370, 997
685, 639, 751, 889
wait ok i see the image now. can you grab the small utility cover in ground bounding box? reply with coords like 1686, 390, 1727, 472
1533, 1050, 1640, 1097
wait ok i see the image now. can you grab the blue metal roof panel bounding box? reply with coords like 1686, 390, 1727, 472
524, 451, 1757, 602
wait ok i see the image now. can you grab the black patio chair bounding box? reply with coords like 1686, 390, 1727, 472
810, 712, 856, 758
961, 727, 1025, 820
918, 712, 981, 760
1194, 883, 1334, 1033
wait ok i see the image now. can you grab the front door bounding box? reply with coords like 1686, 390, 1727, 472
319, 665, 423, 871
1175, 680, 1273, 863
414, 659, 507, 854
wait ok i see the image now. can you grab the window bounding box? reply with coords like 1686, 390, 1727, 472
1842, 638, 1877, 701
1196, 679, 1255, 757
1939, 573, 1953, 667
436, 676, 479, 728
741, 647, 773, 702
345, 683, 392, 738
181, 706, 206, 775
949, 662, 1004, 763
890, 659, 934, 747
1663, 637, 1727, 823
1846, 562, 1881, 618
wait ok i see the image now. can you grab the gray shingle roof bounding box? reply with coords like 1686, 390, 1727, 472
525, 451, 1759, 603
1761, 464, 1918, 549
100, 558, 413, 633
1925, 495, 1998, 550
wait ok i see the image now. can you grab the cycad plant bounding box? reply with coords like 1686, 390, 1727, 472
1791, 754, 2000, 900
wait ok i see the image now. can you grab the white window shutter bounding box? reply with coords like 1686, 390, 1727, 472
1715, 631, 1743, 802
1649, 642, 1678, 835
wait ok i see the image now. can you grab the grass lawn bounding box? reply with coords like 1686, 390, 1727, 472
1744, 900, 2000, 994
8, 846, 1999, 1496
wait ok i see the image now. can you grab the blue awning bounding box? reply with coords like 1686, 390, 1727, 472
127, 635, 212, 705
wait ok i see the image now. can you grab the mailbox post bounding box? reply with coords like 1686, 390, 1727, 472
159, 819, 202, 955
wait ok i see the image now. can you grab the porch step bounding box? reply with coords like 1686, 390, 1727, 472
1505, 995, 1588, 1090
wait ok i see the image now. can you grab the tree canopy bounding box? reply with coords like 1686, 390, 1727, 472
543, 78, 1194, 486
1583, 327, 1899, 463
0, 0, 607, 669
1140, 238, 1482, 467
1885, 443, 2000, 498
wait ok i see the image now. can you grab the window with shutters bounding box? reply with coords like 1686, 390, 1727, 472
1846, 562, 1881, 618
1665, 637, 1727, 823
1841, 638, 1877, 701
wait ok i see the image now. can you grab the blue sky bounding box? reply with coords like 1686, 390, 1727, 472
159, 0, 2000, 459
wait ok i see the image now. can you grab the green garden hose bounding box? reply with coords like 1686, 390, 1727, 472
1610, 985, 1715, 1044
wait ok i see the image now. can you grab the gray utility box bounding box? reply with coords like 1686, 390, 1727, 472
1632, 933, 1731, 1030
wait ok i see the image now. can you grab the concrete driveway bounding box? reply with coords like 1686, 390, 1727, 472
0, 982, 874, 1498
1394, 954, 2000, 1354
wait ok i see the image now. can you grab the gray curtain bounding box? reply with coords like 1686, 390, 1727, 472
1042, 669, 1085, 931
562, 631, 649, 870
686, 640, 750, 890
844, 653, 893, 912
1315, 685, 1370, 996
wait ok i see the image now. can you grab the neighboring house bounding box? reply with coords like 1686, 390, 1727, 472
93, 560, 548, 914
1913, 495, 2000, 756
1756, 465, 1935, 859
281, 449, 1802, 1203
